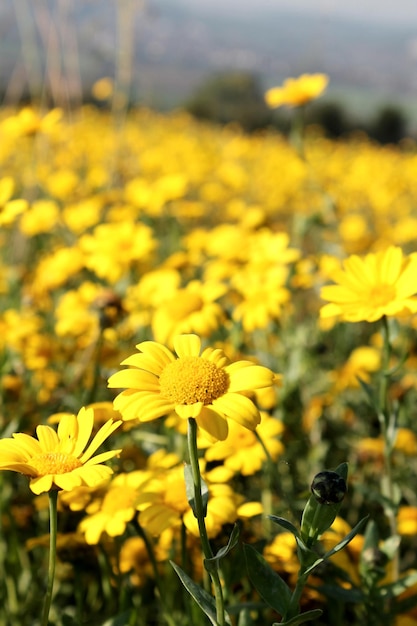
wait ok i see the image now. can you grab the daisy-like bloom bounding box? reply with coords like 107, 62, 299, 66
204, 413, 284, 476
0, 407, 122, 494
108, 334, 277, 441
320, 246, 417, 323
265, 73, 329, 108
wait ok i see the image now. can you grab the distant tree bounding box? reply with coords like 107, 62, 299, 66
185, 71, 273, 132
369, 105, 408, 144
307, 101, 352, 138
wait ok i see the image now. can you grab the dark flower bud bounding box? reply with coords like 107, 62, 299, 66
311, 470, 347, 505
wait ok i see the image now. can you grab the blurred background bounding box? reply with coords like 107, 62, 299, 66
1, 0, 417, 141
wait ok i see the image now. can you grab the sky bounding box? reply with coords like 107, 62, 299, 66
177, 0, 417, 25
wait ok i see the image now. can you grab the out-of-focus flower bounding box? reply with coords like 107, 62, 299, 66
78, 471, 150, 544
320, 247, 417, 322
204, 413, 284, 476
108, 334, 277, 441
265, 73, 329, 108
0, 176, 28, 226
0, 407, 121, 494
330, 346, 381, 392
151, 280, 226, 346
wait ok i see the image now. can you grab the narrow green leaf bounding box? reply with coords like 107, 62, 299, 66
99, 612, 133, 626
243, 543, 291, 616
205, 522, 240, 572
379, 570, 417, 600
319, 516, 369, 564
170, 560, 227, 626
184, 463, 209, 518
268, 515, 299, 537
273, 608, 323, 625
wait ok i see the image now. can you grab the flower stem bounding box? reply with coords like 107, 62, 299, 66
187, 418, 226, 626
379, 316, 399, 583
41, 489, 58, 626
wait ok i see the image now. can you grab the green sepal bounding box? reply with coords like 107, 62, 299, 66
268, 515, 300, 538
204, 522, 240, 573
243, 543, 291, 616
184, 462, 209, 518
273, 608, 323, 626
300, 463, 348, 547
170, 560, 231, 626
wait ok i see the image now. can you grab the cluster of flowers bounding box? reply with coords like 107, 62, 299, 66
2, 99, 417, 623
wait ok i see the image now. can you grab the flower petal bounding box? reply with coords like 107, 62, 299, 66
196, 407, 229, 442
211, 393, 261, 430
173, 334, 201, 358
36, 425, 59, 452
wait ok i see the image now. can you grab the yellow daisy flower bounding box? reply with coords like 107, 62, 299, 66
108, 334, 277, 441
320, 246, 417, 323
0, 407, 122, 494
265, 73, 329, 108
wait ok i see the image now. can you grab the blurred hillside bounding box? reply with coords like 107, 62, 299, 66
1, 0, 416, 128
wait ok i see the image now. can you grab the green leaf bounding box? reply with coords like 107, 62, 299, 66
243, 543, 291, 616
205, 522, 240, 572
184, 462, 209, 518
273, 608, 323, 625
357, 376, 378, 411
318, 516, 369, 565
170, 560, 230, 626
268, 515, 299, 537
379, 570, 417, 601
99, 612, 134, 626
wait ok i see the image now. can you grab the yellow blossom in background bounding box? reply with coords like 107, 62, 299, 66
78, 471, 150, 544
0, 407, 121, 494
320, 246, 417, 322
151, 280, 226, 346
79, 221, 156, 283
108, 334, 277, 441
91, 77, 114, 101
330, 346, 381, 392
398, 507, 417, 536
19, 200, 59, 236
0, 176, 28, 226
204, 413, 284, 476
265, 73, 329, 108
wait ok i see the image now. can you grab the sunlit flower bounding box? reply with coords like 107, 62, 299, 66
108, 334, 277, 441
204, 413, 284, 476
151, 280, 226, 346
78, 470, 150, 544
0, 407, 121, 494
265, 73, 329, 108
320, 247, 417, 322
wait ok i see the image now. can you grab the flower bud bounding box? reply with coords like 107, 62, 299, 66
311, 470, 347, 505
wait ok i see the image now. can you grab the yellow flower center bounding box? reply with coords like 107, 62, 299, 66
369, 284, 396, 307
30, 452, 82, 476
159, 356, 229, 405
168, 293, 204, 321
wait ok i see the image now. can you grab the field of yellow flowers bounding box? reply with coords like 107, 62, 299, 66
2, 101, 417, 626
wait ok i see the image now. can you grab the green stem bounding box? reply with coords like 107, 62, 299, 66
284, 569, 309, 621
41, 489, 58, 626
187, 418, 226, 626
379, 316, 399, 583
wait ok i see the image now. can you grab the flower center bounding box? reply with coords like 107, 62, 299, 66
167, 292, 204, 321
369, 284, 396, 307
30, 452, 82, 476
159, 356, 229, 405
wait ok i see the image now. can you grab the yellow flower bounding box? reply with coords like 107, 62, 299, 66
204, 413, 284, 476
0, 407, 122, 494
78, 471, 150, 544
108, 334, 277, 441
265, 73, 329, 108
151, 280, 226, 347
320, 247, 417, 323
